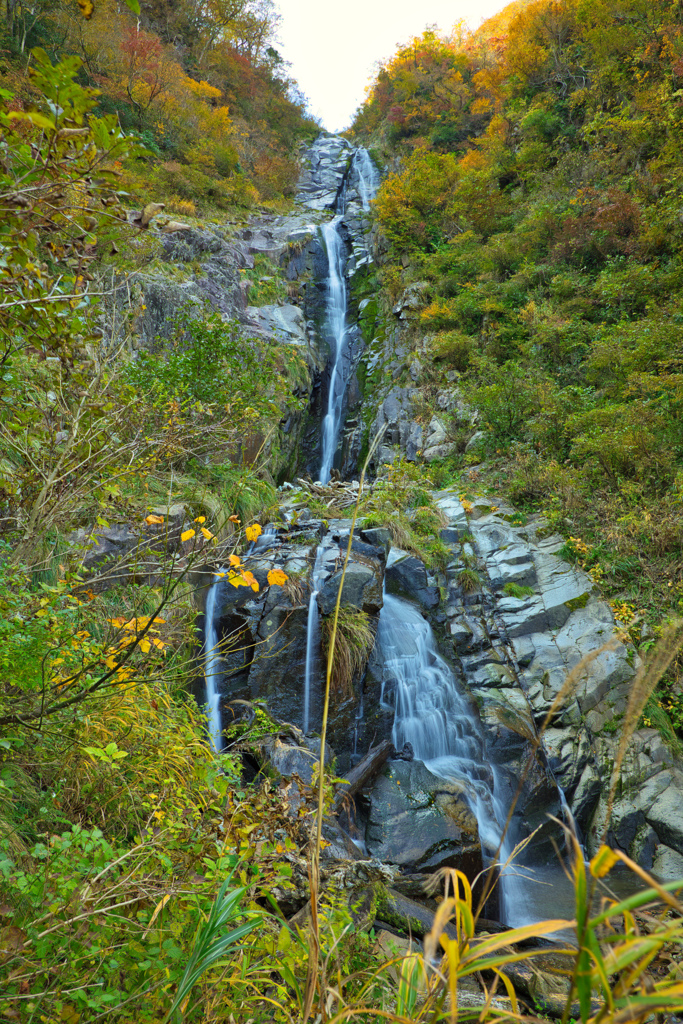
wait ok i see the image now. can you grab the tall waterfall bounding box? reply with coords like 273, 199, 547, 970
377, 591, 530, 926
319, 217, 348, 485
204, 572, 224, 752
318, 148, 379, 484
355, 147, 380, 211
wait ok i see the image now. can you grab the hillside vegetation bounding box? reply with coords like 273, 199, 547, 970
352, 0, 683, 724
2, 1, 683, 1021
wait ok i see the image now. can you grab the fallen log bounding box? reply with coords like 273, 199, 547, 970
334, 739, 392, 811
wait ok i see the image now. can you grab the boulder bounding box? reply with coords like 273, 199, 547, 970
245, 303, 308, 346
385, 552, 439, 609
365, 760, 480, 872
318, 563, 383, 615
652, 844, 683, 880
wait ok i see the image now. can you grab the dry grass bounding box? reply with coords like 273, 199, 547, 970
321, 607, 375, 699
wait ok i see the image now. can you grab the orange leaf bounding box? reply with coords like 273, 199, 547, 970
181, 528, 195, 542
242, 570, 259, 593
229, 553, 241, 567
267, 568, 288, 587
145, 514, 164, 525
228, 514, 241, 524
245, 524, 262, 543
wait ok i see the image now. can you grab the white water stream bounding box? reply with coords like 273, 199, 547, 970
319, 216, 348, 485
304, 545, 326, 733
377, 591, 532, 926
318, 148, 379, 484
204, 571, 224, 752
355, 147, 380, 211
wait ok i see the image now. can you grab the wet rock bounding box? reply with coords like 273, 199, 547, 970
318, 562, 383, 615
360, 527, 392, 556
365, 760, 480, 871
246, 604, 311, 727
502, 950, 591, 1019
385, 552, 439, 609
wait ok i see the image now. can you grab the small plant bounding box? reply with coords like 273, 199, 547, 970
411, 505, 445, 537
502, 582, 534, 598
458, 567, 481, 593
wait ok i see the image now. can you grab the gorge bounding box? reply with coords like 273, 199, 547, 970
199, 134, 683, 932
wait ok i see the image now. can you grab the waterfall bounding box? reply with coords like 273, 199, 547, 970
204, 571, 224, 752
355, 147, 380, 211
377, 591, 533, 926
319, 217, 348, 485
304, 545, 325, 733
318, 147, 379, 484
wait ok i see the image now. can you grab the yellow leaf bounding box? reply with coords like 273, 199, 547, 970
151, 637, 166, 650
181, 528, 195, 542
105, 655, 118, 670
245, 523, 262, 543
228, 570, 248, 589
229, 553, 241, 567
109, 617, 126, 628
139, 639, 151, 653
267, 568, 288, 587
590, 845, 620, 878
145, 514, 164, 525
201, 527, 214, 540
243, 570, 259, 593
76, 0, 94, 17
194, 515, 206, 523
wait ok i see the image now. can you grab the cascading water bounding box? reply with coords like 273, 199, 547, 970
377, 590, 532, 926
319, 217, 348, 485
304, 545, 325, 733
355, 147, 380, 211
204, 572, 224, 752
318, 148, 379, 483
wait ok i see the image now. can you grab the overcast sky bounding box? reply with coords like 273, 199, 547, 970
277, 0, 508, 131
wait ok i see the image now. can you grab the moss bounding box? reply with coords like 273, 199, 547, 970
565, 592, 590, 611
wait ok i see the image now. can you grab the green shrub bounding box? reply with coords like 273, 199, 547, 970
502, 582, 534, 598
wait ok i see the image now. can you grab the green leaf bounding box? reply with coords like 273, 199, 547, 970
8, 111, 55, 132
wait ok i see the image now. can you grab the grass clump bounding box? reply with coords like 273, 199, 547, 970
503, 582, 534, 598
458, 567, 481, 593
321, 607, 375, 699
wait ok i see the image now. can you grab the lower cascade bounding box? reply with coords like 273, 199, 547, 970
377, 590, 529, 926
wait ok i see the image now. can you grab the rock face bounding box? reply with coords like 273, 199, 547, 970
200, 518, 386, 773
365, 760, 480, 873
431, 491, 683, 867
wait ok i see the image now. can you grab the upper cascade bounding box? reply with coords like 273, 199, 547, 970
296, 133, 380, 483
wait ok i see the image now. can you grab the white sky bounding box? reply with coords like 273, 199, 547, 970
277, 0, 508, 131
